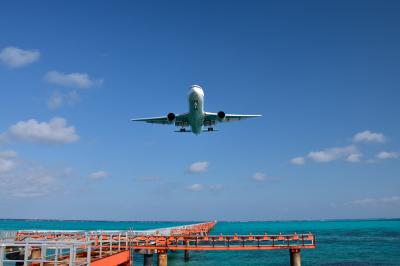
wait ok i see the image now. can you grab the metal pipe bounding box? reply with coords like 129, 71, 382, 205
40, 244, 46, 266
110, 233, 113, 255
118, 233, 121, 252
87, 243, 91, 266
23, 243, 29, 266
54, 247, 58, 266
100, 235, 103, 258
125, 232, 129, 250
69, 245, 75, 266
0, 245, 4, 266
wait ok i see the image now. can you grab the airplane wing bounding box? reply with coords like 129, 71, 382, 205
131, 113, 190, 126
131, 116, 170, 124
203, 112, 261, 124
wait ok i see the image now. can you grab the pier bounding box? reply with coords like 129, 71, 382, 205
0, 221, 316, 266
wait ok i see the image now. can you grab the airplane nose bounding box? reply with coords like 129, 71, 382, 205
189, 85, 204, 96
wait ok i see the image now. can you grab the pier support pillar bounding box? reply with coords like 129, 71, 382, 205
184, 240, 189, 261
290, 249, 301, 266
157, 252, 167, 266
143, 254, 153, 266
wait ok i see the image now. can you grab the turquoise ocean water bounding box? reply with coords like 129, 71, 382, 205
1, 219, 399, 265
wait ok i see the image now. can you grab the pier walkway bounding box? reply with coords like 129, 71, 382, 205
0, 221, 316, 266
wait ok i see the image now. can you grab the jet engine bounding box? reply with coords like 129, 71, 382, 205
217, 111, 226, 121
167, 112, 176, 122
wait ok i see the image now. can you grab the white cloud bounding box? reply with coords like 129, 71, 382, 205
44, 71, 99, 109
345, 196, 400, 206
9, 170, 56, 198
0, 150, 18, 173
0, 46, 40, 68
0, 152, 63, 198
0, 150, 18, 172
353, 130, 386, 143
47, 90, 79, 109
45, 71, 103, 89
47, 92, 63, 109
346, 153, 363, 163
0, 166, 59, 198
3, 117, 79, 144
186, 183, 204, 191
0, 150, 18, 158
376, 151, 399, 160
88, 171, 109, 180
0, 158, 16, 173
252, 172, 266, 181
292, 131, 391, 165
290, 157, 305, 165
308, 145, 357, 163
187, 161, 209, 173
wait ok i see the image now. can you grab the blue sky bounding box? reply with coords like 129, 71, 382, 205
0, 1, 399, 221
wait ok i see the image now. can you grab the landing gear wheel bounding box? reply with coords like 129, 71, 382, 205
208, 127, 214, 131
180, 128, 186, 132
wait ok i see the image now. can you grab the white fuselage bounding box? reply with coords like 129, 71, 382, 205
187, 85, 205, 134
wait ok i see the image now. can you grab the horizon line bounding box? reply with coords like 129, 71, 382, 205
0, 217, 399, 223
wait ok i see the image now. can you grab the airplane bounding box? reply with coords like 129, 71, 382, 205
131, 85, 261, 134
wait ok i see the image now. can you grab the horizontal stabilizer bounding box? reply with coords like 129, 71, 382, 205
174, 129, 219, 133
174, 129, 192, 133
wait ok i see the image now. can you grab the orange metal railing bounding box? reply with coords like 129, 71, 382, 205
127, 232, 316, 251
